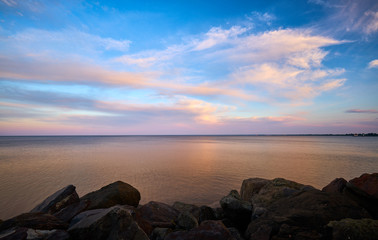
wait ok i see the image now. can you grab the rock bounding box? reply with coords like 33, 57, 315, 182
245, 189, 371, 240
25, 229, 70, 240
349, 173, 378, 198
0, 213, 68, 232
227, 227, 244, 240
240, 178, 269, 202
172, 202, 200, 219
68, 205, 148, 240
220, 190, 252, 231
150, 227, 172, 240
53, 200, 90, 222
250, 178, 315, 208
251, 207, 267, 220
214, 208, 224, 220
322, 178, 347, 193
80, 181, 140, 210
165, 220, 234, 240
30, 185, 79, 214
176, 211, 198, 230
0, 227, 28, 240
328, 218, 378, 240
135, 201, 179, 235
198, 206, 216, 223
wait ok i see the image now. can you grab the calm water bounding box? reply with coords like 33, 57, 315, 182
0, 135, 377, 219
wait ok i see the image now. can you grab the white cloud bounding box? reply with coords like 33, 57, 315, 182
368, 59, 378, 68
1, 0, 17, 7
364, 11, 378, 34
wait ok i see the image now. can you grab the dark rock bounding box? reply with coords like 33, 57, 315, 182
252, 207, 267, 220
45, 229, 70, 240
19, 229, 70, 240
245, 189, 371, 240
322, 178, 347, 193
198, 206, 216, 223
80, 181, 140, 210
214, 208, 224, 220
135, 201, 179, 235
249, 223, 272, 240
176, 211, 198, 230
328, 218, 378, 240
240, 178, 269, 202
349, 173, 378, 198
150, 227, 172, 240
30, 185, 79, 214
0, 227, 28, 240
68, 205, 148, 240
165, 220, 234, 240
220, 190, 252, 231
0, 213, 68, 232
227, 227, 244, 240
172, 202, 200, 219
53, 200, 89, 222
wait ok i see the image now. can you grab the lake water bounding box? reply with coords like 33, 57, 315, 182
0, 135, 377, 220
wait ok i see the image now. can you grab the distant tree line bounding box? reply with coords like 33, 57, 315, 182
345, 133, 378, 136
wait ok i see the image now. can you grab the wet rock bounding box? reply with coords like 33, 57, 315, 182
53, 200, 89, 222
135, 201, 179, 235
80, 181, 141, 210
245, 189, 371, 240
0, 213, 68, 232
150, 227, 172, 240
322, 178, 347, 193
198, 206, 216, 223
220, 190, 252, 231
250, 178, 315, 208
349, 173, 378, 198
165, 220, 234, 240
240, 178, 269, 202
30, 185, 79, 215
328, 218, 378, 240
172, 202, 200, 219
68, 205, 148, 240
176, 211, 198, 230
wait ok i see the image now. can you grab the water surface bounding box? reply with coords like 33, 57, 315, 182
0, 135, 377, 219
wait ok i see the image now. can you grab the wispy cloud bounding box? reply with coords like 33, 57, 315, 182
346, 109, 378, 114
1, 0, 17, 7
368, 59, 378, 68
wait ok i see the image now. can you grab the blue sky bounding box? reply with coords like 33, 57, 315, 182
0, 0, 377, 135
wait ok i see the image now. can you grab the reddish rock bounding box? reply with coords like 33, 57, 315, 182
0, 213, 68, 232
349, 173, 378, 198
322, 178, 347, 193
135, 201, 180, 235
165, 220, 234, 240
240, 178, 270, 202
53, 200, 90, 223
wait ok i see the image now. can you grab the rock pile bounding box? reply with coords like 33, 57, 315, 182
0, 173, 377, 240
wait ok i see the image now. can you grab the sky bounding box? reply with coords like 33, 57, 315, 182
0, 0, 377, 135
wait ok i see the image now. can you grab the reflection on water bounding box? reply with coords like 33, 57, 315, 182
0, 136, 377, 219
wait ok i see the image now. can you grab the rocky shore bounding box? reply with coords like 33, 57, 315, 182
0, 173, 377, 240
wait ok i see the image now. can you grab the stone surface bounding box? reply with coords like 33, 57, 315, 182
54, 200, 89, 222
328, 218, 378, 240
245, 189, 371, 240
250, 178, 315, 208
349, 173, 378, 198
135, 201, 179, 235
150, 227, 172, 240
0, 227, 28, 240
165, 220, 234, 240
80, 181, 140, 210
322, 178, 347, 193
0, 213, 68, 232
227, 227, 244, 240
198, 206, 216, 223
68, 206, 148, 240
240, 178, 269, 202
26, 229, 70, 240
30, 185, 79, 215
172, 202, 200, 219
220, 190, 252, 231
176, 211, 198, 230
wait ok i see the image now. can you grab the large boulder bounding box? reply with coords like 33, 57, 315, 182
245, 189, 371, 240
80, 181, 140, 210
220, 190, 252, 231
165, 220, 234, 240
327, 218, 378, 240
240, 178, 270, 202
135, 201, 180, 235
53, 200, 90, 223
68, 206, 148, 240
198, 206, 217, 223
0, 213, 68, 232
172, 202, 200, 220
30, 185, 79, 214
322, 178, 347, 194
176, 211, 198, 230
349, 173, 378, 198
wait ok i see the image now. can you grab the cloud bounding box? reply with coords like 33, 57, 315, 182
1, 0, 16, 7
362, 11, 378, 34
368, 59, 378, 68
346, 109, 378, 114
